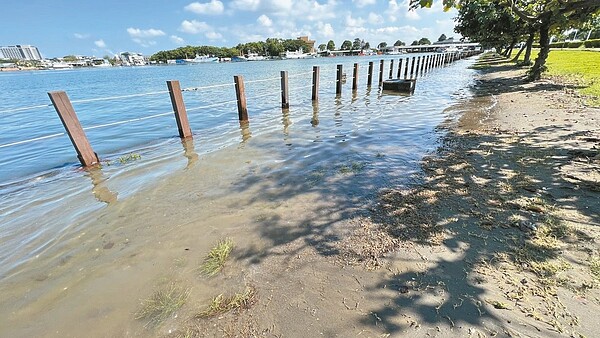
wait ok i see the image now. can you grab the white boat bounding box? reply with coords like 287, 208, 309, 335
246, 53, 266, 61
92, 59, 112, 67
283, 48, 311, 59
51, 62, 73, 69
184, 54, 219, 63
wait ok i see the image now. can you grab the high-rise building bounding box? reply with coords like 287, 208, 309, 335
0, 45, 42, 60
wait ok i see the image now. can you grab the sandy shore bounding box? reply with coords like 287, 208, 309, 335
181, 55, 600, 337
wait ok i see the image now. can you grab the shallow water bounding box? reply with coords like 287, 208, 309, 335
0, 54, 477, 336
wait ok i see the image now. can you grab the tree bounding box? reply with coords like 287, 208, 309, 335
63, 55, 78, 62
364, 42, 370, 50
410, 40, 419, 46
412, 0, 600, 81
327, 40, 336, 50
438, 34, 447, 41
394, 40, 405, 46
352, 38, 362, 50
377, 42, 387, 50
418, 38, 431, 45
318, 43, 327, 51
341, 40, 352, 50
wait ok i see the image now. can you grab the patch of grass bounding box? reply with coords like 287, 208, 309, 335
135, 283, 190, 328
118, 152, 142, 164
199, 238, 233, 277
196, 286, 256, 318
339, 161, 367, 174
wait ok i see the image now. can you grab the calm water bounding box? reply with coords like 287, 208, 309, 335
0, 54, 479, 336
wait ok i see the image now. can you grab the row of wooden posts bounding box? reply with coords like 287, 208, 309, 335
47, 50, 480, 168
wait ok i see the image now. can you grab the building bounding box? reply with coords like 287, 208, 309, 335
0, 45, 42, 60
297, 36, 316, 53
119, 52, 147, 66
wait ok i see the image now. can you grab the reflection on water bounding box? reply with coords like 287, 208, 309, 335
0, 56, 481, 336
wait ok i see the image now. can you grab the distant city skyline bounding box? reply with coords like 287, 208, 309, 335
1, 0, 459, 58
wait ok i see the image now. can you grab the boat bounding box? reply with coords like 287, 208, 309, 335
184, 54, 219, 64
232, 55, 248, 62
246, 53, 267, 61
282, 48, 312, 59
50, 62, 74, 69
92, 59, 112, 67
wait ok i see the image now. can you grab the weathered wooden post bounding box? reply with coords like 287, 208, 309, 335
280, 71, 289, 109
312, 66, 320, 102
234, 75, 248, 121
48, 91, 99, 167
410, 57, 416, 79
415, 57, 420, 77
397, 58, 403, 78
378, 59, 384, 85
166, 80, 192, 139
352, 63, 359, 91
404, 57, 409, 79
336, 64, 343, 95
367, 61, 374, 87
388, 59, 394, 79
420, 55, 426, 74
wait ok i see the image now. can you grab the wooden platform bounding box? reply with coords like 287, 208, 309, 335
382, 79, 416, 94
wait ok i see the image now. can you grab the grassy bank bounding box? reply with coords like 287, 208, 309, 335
515, 49, 600, 106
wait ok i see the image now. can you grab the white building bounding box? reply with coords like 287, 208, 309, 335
0, 45, 42, 60
119, 52, 147, 66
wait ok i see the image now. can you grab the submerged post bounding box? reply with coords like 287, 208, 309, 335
388, 59, 394, 79
415, 57, 420, 78
420, 55, 426, 74
352, 63, 359, 91
367, 61, 374, 87
280, 71, 289, 109
410, 57, 416, 79
378, 59, 384, 85
397, 58, 403, 78
336, 64, 343, 95
166, 80, 192, 139
234, 75, 248, 121
404, 57, 409, 79
48, 91, 99, 167
312, 66, 320, 101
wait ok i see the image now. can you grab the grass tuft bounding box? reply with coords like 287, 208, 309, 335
118, 153, 142, 164
196, 286, 257, 318
135, 283, 190, 328
200, 238, 234, 277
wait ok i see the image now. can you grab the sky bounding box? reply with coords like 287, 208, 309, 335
0, 0, 459, 58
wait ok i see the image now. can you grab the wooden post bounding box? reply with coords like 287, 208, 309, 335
48, 91, 99, 167
388, 59, 394, 79
367, 61, 374, 87
378, 59, 384, 85
397, 58, 403, 78
352, 63, 359, 91
166, 80, 192, 139
312, 66, 320, 101
336, 64, 343, 95
410, 57, 416, 79
234, 75, 248, 121
420, 55, 426, 74
404, 57, 409, 79
415, 57, 420, 77
280, 71, 289, 108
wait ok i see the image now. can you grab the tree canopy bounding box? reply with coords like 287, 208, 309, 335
327, 40, 336, 50
438, 34, 447, 41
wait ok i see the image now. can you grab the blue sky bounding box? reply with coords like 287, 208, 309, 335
1, 0, 458, 58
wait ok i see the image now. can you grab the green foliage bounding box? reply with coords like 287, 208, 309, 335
584, 39, 600, 48
135, 283, 190, 328
438, 33, 447, 41
548, 41, 584, 48
63, 55, 78, 62
418, 37, 432, 45
364, 41, 371, 50
410, 40, 418, 46
394, 39, 405, 46
318, 43, 326, 51
341, 40, 352, 50
327, 40, 335, 50
352, 38, 362, 50
377, 41, 387, 50
200, 238, 233, 277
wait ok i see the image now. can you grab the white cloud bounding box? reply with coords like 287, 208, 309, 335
345, 14, 365, 27
170, 35, 185, 45
94, 39, 106, 48
74, 33, 89, 39
406, 9, 420, 20
184, 0, 224, 15
179, 20, 211, 34
127, 28, 166, 38
230, 0, 261, 11
316, 22, 335, 38
257, 14, 272, 27
206, 31, 223, 40
368, 12, 384, 25
353, 0, 375, 7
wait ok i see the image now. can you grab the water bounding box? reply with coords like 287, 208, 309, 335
0, 54, 477, 336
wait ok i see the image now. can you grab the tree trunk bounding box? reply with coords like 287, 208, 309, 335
528, 14, 551, 81
511, 44, 526, 63
523, 29, 535, 64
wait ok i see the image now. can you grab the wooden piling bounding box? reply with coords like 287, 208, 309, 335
312, 66, 320, 101
336, 64, 343, 95
166, 80, 192, 139
415, 57, 420, 77
397, 58, 403, 78
404, 57, 409, 79
388, 59, 394, 79
48, 91, 99, 167
420, 55, 426, 74
280, 71, 289, 108
234, 75, 248, 121
367, 61, 374, 87
409, 57, 416, 79
378, 60, 384, 85
352, 63, 359, 91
